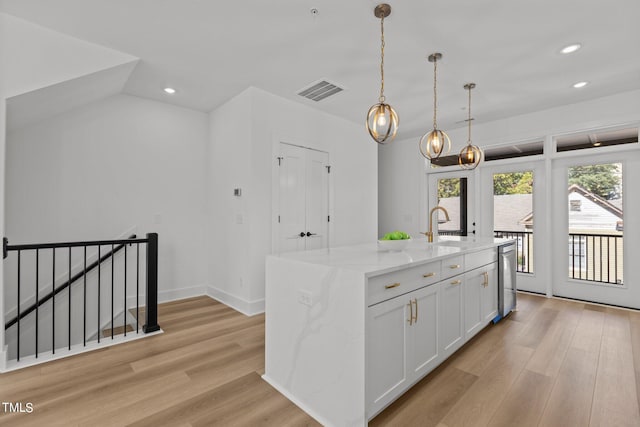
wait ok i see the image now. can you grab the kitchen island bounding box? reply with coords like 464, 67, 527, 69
263, 236, 514, 426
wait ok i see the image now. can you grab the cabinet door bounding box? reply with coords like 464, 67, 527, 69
366, 296, 411, 416
439, 277, 464, 358
482, 262, 498, 323
407, 284, 440, 379
464, 269, 484, 339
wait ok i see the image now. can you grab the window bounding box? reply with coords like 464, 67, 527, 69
437, 177, 467, 236
570, 200, 581, 212
567, 163, 623, 284
492, 171, 534, 273
556, 127, 638, 153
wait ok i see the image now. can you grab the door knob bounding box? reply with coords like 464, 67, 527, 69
299, 232, 306, 237
306, 232, 317, 237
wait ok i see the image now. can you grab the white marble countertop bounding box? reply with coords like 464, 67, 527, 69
272, 236, 514, 277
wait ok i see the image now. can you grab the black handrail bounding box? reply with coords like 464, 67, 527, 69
4, 235, 138, 330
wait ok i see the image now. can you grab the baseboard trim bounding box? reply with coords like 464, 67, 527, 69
261, 374, 330, 427
127, 285, 207, 308
206, 285, 264, 316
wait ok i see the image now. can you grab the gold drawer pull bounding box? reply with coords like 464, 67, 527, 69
423, 272, 436, 278
385, 282, 401, 289
449, 264, 461, 269
482, 271, 489, 288
451, 279, 462, 285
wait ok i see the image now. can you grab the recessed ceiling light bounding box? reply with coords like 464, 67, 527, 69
163, 87, 176, 94
561, 43, 582, 54
573, 81, 589, 89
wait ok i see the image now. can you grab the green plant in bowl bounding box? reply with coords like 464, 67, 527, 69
380, 231, 410, 240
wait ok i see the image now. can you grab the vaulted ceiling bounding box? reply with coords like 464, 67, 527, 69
2, 0, 640, 139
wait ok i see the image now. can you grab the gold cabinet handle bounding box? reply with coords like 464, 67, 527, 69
413, 299, 418, 324
385, 282, 401, 289
423, 272, 436, 278
451, 279, 462, 285
482, 272, 489, 288
449, 264, 461, 269
407, 300, 413, 325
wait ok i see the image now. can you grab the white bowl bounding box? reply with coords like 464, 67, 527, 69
377, 238, 411, 252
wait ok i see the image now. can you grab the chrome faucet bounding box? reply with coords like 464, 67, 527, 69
422, 206, 450, 243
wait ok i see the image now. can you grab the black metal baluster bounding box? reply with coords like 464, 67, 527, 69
17, 250, 21, 361
571, 235, 575, 279
584, 236, 589, 280
599, 236, 603, 282
83, 246, 87, 346
124, 244, 127, 337
52, 248, 55, 354
606, 237, 610, 284
613, 237, 618, 284
136, 243, 139, 333
579, 235, 583, 279
35, 249, 39, 358
68, 247, 72, 350
97, 246, 101, 344
111, 244, 114, 339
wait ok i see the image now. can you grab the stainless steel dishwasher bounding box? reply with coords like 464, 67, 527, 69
496, 242, 517, 321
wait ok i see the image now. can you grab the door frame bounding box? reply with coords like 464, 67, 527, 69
271, 138, 332, 254
551, 150, 640, 308
425, 169, 476, 238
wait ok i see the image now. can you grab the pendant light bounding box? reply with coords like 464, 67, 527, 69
419, 53, 451, 159
458, 83, 483, 169
366, 4, 398, 144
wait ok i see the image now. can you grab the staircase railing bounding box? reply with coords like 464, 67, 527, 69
3, 233, 160, 361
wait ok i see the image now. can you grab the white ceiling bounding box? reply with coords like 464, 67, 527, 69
2, 0, 640, 140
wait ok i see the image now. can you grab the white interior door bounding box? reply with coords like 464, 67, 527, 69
277, 143, 329, 253
551, 151, 640, 308
305, 149, 329, 250
278, 144, 307, 253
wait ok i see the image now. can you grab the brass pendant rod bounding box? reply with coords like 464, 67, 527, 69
379, 16, 385, 102
433, 58, 438, 128
467, 84, 471, 143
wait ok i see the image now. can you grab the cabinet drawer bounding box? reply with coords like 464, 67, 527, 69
465, 249, 498, 271
441, 255, 464, 280
368, 261, 441, 306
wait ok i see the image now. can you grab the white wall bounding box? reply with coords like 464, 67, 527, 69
378, 141, 424, 238
206, 89, 253, 310
0, 12, 137, 98
0, 97, 6, 367
5, 94, 209, 307
207, 87, 377, 314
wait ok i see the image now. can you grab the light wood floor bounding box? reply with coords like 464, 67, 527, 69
1, 293, 639, 426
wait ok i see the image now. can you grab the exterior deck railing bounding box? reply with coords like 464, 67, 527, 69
493, 230, 534, 274
568, 233, 623, 285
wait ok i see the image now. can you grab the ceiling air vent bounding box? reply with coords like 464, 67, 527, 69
297, 80, 344, 102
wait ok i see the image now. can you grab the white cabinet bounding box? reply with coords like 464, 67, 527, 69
408, 284, 440, 379
439, 275, 464, 358
482, 262, 498, 323
464, 261, 498, 340
367, 283, 439, 417
367, 249, 501, 419
367, 294, 410, 415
